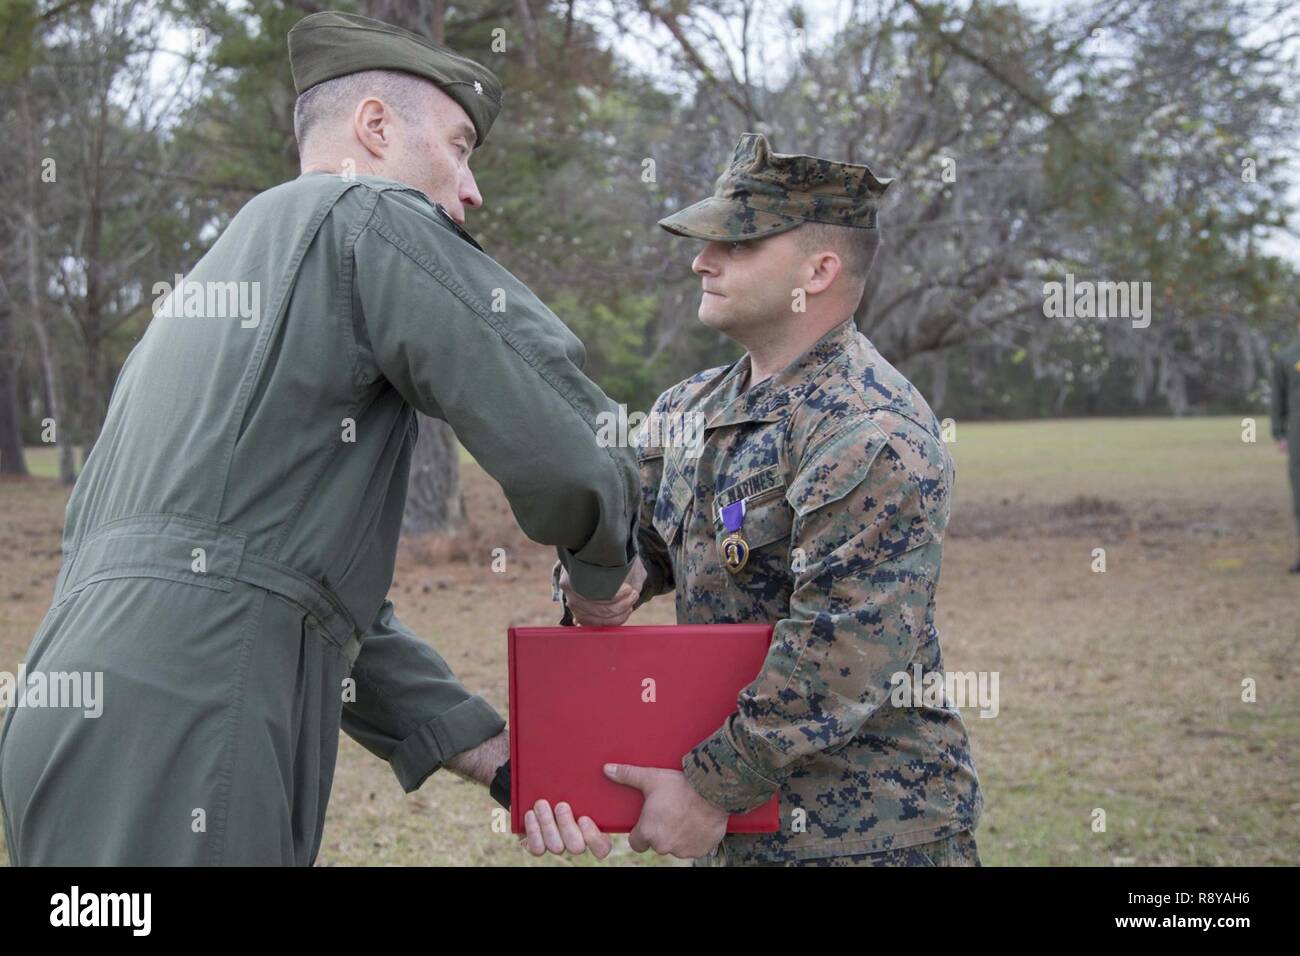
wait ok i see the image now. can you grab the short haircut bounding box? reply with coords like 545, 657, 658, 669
293, 69, 436, 147
794, 221, 882, 284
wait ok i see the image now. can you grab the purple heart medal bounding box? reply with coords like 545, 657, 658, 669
720, 499, 750, 574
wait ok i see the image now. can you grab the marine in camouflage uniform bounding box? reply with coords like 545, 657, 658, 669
635, 134, 984, 866
1270, 324, 1300, 572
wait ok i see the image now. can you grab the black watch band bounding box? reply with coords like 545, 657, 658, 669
489, 759, 511, 810
552, 561, 575, 626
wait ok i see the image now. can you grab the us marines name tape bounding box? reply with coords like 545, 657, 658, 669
714, 465, 785, 514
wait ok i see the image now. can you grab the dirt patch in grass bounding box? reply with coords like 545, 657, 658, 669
949, 492, 1271, 541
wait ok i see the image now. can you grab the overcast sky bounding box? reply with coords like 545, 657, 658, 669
587, 0, 1298, 267
154, 0, 1297, 265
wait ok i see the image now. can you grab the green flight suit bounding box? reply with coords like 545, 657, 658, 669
1271, 337, 1300, 549
0, 172, 638, 865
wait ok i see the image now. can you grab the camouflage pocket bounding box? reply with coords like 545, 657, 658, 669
652, 463, 693, 548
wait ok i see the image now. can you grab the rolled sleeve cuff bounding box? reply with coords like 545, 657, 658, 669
557, 546, 634, 601
389, 695, 506, 793
681, 717, 781, 814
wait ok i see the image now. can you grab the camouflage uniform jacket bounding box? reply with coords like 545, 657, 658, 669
635, 318, 983, 863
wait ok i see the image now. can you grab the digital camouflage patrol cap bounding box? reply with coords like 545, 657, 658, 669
659, 132, 894, 241
288, 10, 503, 147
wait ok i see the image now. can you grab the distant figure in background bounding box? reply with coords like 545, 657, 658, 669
1271, 311, 1300, 574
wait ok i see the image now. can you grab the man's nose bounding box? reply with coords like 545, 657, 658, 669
693, 244, 720, 276
460, 167, 483, 210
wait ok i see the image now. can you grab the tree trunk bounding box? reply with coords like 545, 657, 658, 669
22, 212, 75, 485
357, 0, 463, 538
80, 331, 108, 460
401, 414, 463, 536
29, 304, 75, 485
929, 350, 949, 412
18, 87, 74, 483
0, 289, 28, 477
514, 0, 540, 70
365, 1, 446, 44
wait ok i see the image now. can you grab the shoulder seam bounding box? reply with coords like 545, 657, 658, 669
355, 215, 630, 520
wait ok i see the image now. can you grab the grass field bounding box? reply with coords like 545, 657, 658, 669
1, 416, 1297, 866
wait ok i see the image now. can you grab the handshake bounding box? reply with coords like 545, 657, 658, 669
553, 555, 648, 627
508, 555, 731, 861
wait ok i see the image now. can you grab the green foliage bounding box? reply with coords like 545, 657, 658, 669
549, 289, 668, 409
4, 0, 1299, 444
0, 0, 44, 83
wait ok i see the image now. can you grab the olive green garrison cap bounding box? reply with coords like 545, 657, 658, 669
288, 10, 503, 147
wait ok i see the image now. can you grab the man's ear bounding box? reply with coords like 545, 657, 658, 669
805, 250, 843, 295
353, 97, 391, 159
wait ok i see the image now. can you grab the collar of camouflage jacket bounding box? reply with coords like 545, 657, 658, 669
698, 317, 860, 429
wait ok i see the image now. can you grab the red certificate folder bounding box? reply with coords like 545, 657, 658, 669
507, 623, 780, 834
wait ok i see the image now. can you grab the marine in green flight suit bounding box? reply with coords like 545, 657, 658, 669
0, 12, 639, 865
1270, 315, 1300, 573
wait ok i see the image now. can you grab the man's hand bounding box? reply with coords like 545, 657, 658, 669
559, 557, 647, 627
1280, 438, 1289, 454
520, 799, 612, 859
604, 763, 729, 859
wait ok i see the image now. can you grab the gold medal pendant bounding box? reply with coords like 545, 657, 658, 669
721, 532, 750, 574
